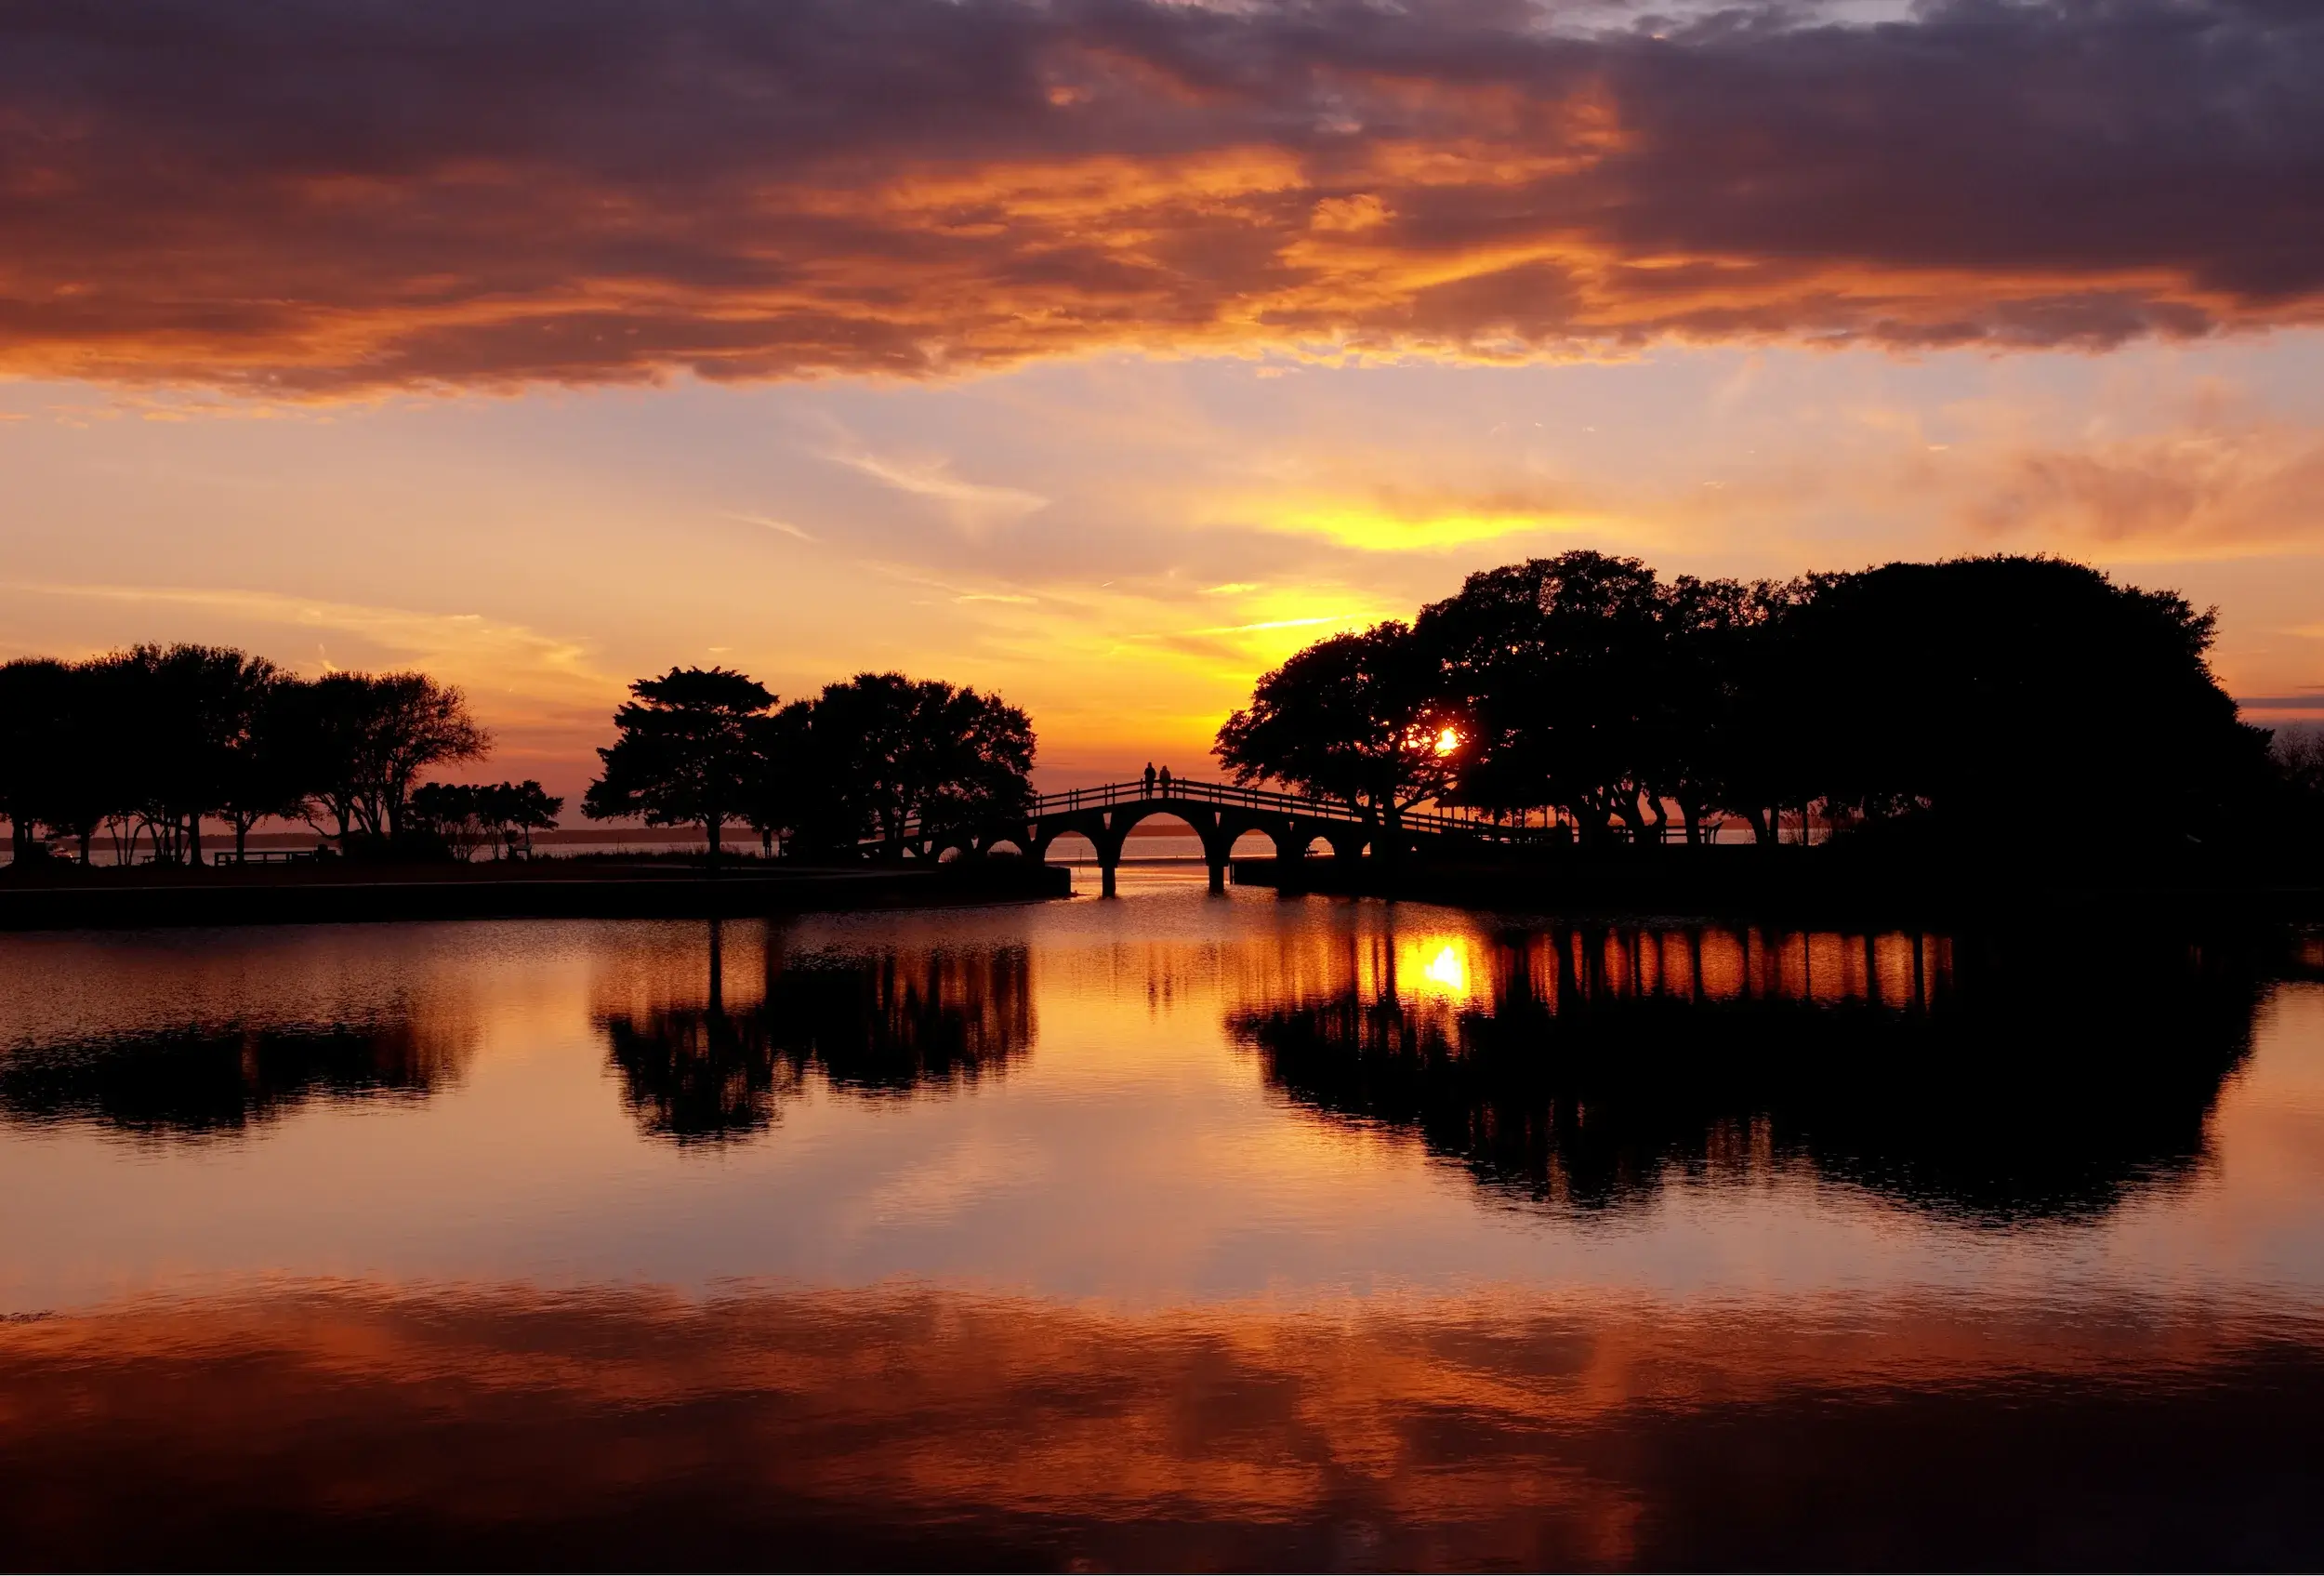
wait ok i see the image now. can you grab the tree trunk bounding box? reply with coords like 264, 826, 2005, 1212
187, 814, 203, 867
705, 814, 723, 870
1612, 789, 1653, 845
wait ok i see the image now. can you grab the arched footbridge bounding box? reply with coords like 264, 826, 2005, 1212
883, 779, 1549, 895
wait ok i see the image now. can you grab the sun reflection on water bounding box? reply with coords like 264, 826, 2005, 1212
1421, 943, 1468, 997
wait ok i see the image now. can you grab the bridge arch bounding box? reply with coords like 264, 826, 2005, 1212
875, 775, 1538, 894
1103, 804, 1213, 842
1101, 805, 1236, 894
1225, 826, 1290, 860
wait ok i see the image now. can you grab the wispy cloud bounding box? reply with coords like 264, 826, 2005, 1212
7, 583, 616, 717
833, 451, 1049, 525
724, 510, 817, 542
1188, 615, 1354, 636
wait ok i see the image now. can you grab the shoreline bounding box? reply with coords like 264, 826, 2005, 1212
1230, 852, 2324, 925
0, 859, 1072, 931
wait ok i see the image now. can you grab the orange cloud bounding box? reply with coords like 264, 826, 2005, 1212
3, 1, 2320, 393
1964, 427, 2324, 560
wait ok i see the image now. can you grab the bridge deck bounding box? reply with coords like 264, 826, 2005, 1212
892, 778, 1552, 847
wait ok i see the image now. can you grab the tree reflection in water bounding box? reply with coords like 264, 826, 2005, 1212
1228, 922, 2268, 1224
0, 1018, 468, 1139
600, 920, 1034, 1144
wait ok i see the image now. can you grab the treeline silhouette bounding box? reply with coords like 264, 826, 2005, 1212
0, 644, 531, 865
407, 780, 564, 861
600, 932, 1034, 1143
585, 667, 1036, 859
1220, 552, 2309, 853
1228, 921, 2266, 1224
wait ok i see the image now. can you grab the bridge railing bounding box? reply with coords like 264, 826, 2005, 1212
886, 779, 1563, 846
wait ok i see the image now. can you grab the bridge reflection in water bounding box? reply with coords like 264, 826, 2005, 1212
1227, 920, 2263, 1224
594, 920, 1035, 1144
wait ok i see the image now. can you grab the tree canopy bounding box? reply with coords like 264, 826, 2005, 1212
582, 667, 776, 860
1216, 551, 2278, 853
0, 648, 488, 865
1215, 623, 1460, 821
409, 780, 565, 860
582, 667, 1037, 860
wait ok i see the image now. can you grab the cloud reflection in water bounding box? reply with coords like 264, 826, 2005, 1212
2, 1278, 2319, 1570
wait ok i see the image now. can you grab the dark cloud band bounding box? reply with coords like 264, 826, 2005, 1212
3, 0, 2318, 391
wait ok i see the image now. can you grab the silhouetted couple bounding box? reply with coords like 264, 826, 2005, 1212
1142, 762, 1171, 796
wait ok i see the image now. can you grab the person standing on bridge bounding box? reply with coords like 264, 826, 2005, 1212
1144, 762, 1156, 795
1159, 764, 1172, 794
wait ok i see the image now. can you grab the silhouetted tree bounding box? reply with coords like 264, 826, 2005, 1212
2277, 727, 2324, 799
36, 659, 118, 863
5, 644, 290, 866
743, 699, 835, 856
367, 672, 491, 839
803, 672, 1037, 851
0, 647, 491, 867
1782, 556, 2266, 848
413, 779, 564, 860
408, 782, 492, 860
215, 669, 310, 861
491, 780, 564, 857
1417, 552, 1667, 841
1214, 621, 1460, 827
584, 667, 775, 863
2274, 727, 2324, 868
1639, 575, 1763, 844
135, 645, 288, 862
0, 657, 75, 864
287, 670, 489, 851
1231, 551, 2270, 859
283, 673, 375, 847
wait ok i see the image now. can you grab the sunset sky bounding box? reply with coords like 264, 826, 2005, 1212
5, 0, 2321, 796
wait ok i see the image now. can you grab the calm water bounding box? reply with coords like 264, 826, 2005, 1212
4, 873, 2322, 1569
